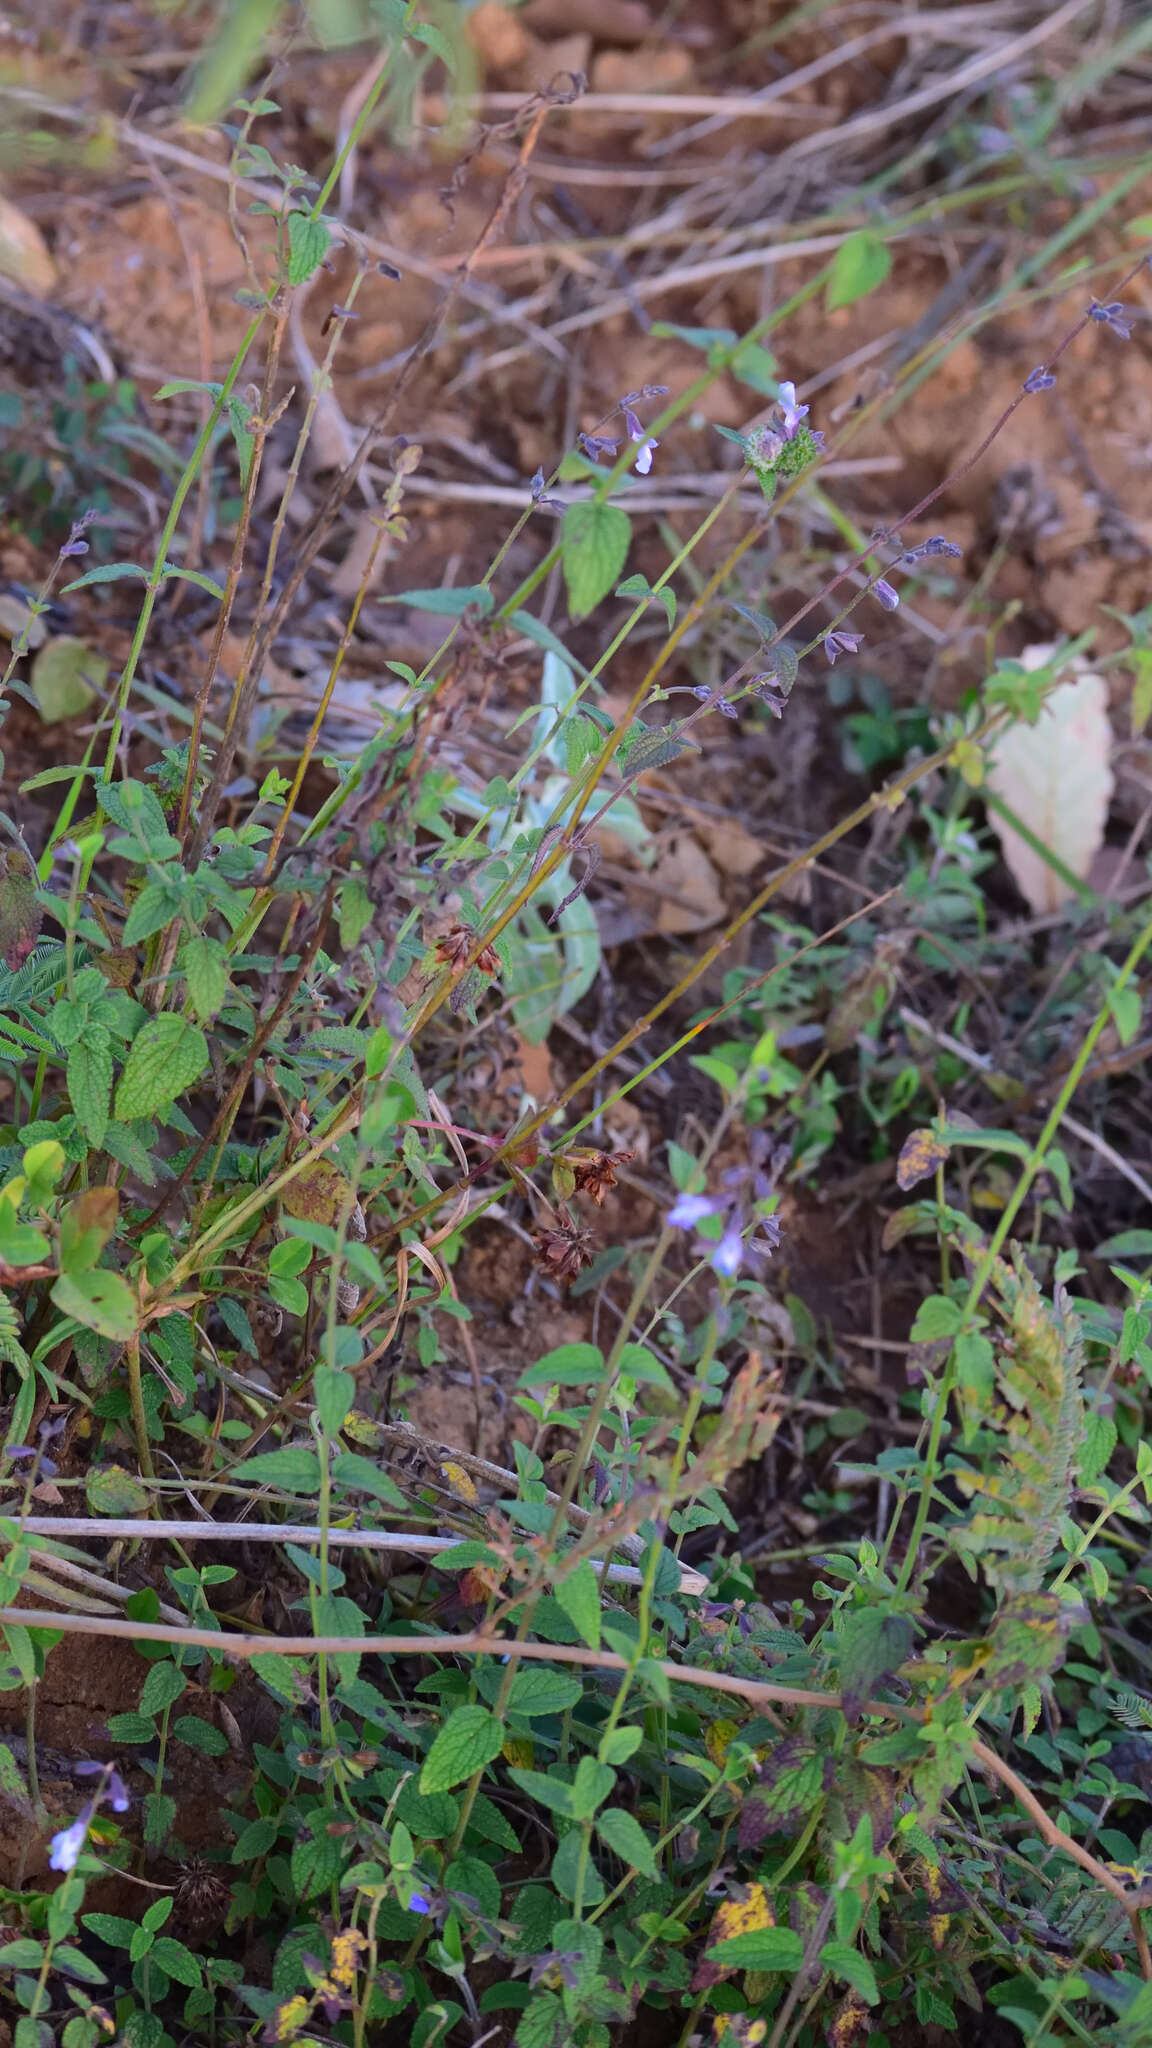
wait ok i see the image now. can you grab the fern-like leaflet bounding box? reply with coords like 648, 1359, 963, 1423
949, 1249, 1083, 1595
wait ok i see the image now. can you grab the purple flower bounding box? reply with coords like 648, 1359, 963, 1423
1089, 299, 1132, 339
668, 1182, 781, 1281
777, 380, 809, 438
49, 1807, 93, 1872
75, 1760, 130, 1810
691, 685, 738, 718
872, 578, 900, 611
579, 432, 618, 462
406, 1891, 431, 1915
751, 673, 789, 717
530, 466, 565, 515
1023, 366, 1056, 394
622, 406, 658, 475
904, 535, 962, 562
824, 629, 862, 665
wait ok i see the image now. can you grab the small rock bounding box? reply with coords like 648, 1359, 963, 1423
522, 0, 653, 41
467, 0, 532, 72
591, 45, 694, 93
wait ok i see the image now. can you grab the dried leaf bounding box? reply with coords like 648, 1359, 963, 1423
985, 657, 1114, 913
653, 833, 725, 935
0, 196, 57, 296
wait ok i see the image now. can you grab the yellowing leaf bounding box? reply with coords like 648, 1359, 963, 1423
985, 654, 1113, 913
440, 1460, 479, 1506
705, 1719, 740, 1767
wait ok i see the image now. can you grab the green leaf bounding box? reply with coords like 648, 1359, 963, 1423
706, 1926, 804, 1970
139, 1662, 187, 1716
385, 584, 493, 617
67, 1037, 112, 1149
82, 1912, 139, 1949
185, 0, 280, 122
420, 1704, 504, 1794
330, 1451, 408, 1509
596, 1806, 657, 1875
106, 1712, 155, 1742
286, 211, 330, 286
0, 1939, 46, 1969
836, 1606, 914, 1722
730, 337, 779, 393
518, 1342, 604, 1388
172, 1714, 229, 1756
562, 502, 632, 620
825, 229, 892, 311
113, 1015, 209, 1120
231, 1445, 322, 1493
51, 1268, 138, 1341
569, 1756, 615, 1819
313, 1364, 354, 1436
162, 565, 225, 600
476, 1666, 583, 1717
910, 1294, 964, 1342
63, 561, 149, 591
86, 1465, 149, 1516
143, 1790, 177, 1848
554, 1559, 601, 1651
507, 610, 590, 676
180, 934, 228, 1022
31, 637, 106, 723
1080, 1410, 1118, 1484
149, 1935, 202, 1988
819, 1940, 880, 2003
598, 1725, 643, 1765
550, 1826, 604, 1905
411, 19, 458, 70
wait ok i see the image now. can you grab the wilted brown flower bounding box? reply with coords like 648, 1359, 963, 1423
434, 923, 500, 978
567, 1148, 635, 1206
532, 1221, 596, 1284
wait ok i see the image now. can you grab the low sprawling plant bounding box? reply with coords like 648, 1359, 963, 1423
2, 15, 1152, 2048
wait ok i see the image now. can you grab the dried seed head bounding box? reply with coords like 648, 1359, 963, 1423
532, 1222, 596, 1284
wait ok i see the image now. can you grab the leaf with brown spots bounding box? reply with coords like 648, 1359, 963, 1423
896, 1126, 951, 1191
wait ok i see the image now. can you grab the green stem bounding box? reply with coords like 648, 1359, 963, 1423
126, 1334, 156, 1483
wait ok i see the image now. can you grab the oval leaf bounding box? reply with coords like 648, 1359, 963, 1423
562, 502, 631, 621
420, 1704, 504, 1794
114, 1016, 209, 1121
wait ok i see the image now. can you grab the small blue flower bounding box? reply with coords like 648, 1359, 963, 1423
872, 578, 900, 611
668, 1194, 720, 1229
713, 1228, 745, 1278
1023, 366, 1056, 394
406, 1891, 432, 1915
49, 1808, 93, 1873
